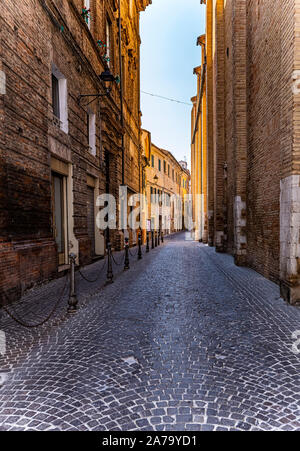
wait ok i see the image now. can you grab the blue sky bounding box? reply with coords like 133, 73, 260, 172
140, 0, 206, 169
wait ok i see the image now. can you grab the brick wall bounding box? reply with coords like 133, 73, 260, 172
245, 0, 282, 281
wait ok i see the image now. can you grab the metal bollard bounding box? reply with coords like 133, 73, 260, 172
146, 231, 150, 253
151, 230, 155, 249
155, 231, 158, 247
158, 229, 161, 246
138, 233, 143, 260
68, 253, 78, 314
124, 237, 130, 271
161, 231, 164, 244
106, 242, 114, 284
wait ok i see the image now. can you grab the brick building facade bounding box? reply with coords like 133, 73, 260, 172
200, 0, 300, 304
0, 0, 150, 303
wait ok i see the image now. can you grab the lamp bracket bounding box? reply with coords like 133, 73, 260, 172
77, 89, 111, 107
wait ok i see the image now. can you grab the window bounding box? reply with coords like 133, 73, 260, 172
51, 64, 68, 133
163, 161, 166, 173
168, 164, 170, 177
87, 112, 96, 155
52, 74, 60, 119
172, 169, 174, 181
151, 155, 155, 168
158, 159, 161, 171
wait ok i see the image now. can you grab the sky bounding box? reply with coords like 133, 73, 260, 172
140, 0, 206, 169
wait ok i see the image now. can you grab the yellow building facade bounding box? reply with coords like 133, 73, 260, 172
142, 130, 190, 236
191, 34, 208, 243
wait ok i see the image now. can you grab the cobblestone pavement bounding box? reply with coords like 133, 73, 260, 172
0, 233, 299, 431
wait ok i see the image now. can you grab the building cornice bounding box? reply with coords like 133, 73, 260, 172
137, 0, 152, 13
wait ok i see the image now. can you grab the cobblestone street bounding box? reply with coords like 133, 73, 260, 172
0, 234, 299, 431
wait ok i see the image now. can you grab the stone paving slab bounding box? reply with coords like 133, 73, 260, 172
0, 233, 299, 431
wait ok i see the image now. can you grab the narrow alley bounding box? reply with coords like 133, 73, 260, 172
0, 235, 299, 431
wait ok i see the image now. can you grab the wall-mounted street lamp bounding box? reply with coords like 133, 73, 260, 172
153, 174, 159, 184
99, 69, 120, 84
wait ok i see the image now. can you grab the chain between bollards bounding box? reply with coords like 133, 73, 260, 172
106, 242, 114, 285
68, 253, 78, 314
3, 228, 165, 325
2, 274, 69, 327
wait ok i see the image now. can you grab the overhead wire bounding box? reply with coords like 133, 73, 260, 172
141, 90, 192, 106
